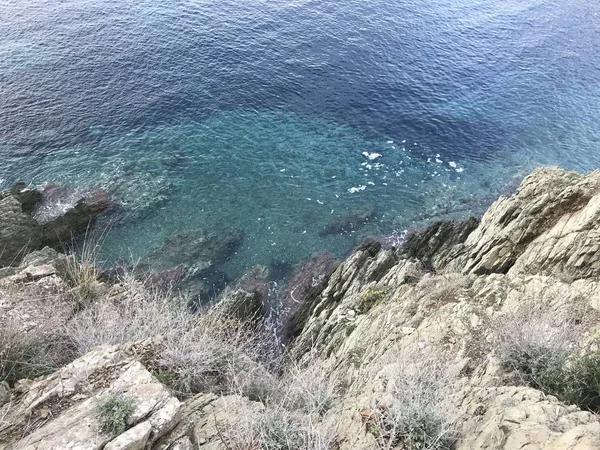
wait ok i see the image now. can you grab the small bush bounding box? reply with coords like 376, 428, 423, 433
493, 299, 600, 412
96, 394, 135, 435
368, 357, 456, 450
359, 287, 388, 313
221, 403, 336, 450
417, 273, 471, 305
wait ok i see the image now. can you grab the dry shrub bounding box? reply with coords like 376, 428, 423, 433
417, 273, 471, 305
222, 356, 339, 449
0, 280, 74, 386
278, 359, 339, 416
492, 298, 577, 378
63, 240, 103, 304
218, 398, 336, 450
492, 296, 600, 412
368, 352, 457, 450
0, 321, 69, 386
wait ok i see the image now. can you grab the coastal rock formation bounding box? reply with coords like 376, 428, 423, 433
2, 166, 600, 450
0, 183, 110, 267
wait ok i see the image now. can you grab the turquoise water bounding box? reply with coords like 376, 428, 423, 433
1, 0, 600, 281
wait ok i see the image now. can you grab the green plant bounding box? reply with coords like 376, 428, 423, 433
96, 394, 135, 435
504, 349, 600, 413
359, 287, 388, 313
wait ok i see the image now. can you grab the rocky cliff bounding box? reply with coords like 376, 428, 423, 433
2, 166, 600, 450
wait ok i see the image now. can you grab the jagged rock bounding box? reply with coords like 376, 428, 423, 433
19, 246, 69, 278
0, 195, 43, 267
399, 217, 479, 270
155, 394, 264, 450
35, 187, 111, 248
453, 167, 600, 275
457, 386, 600, 449
9, 182, 42, 214
0, 341, 181, 450
319, 206, 376, 236
0, 184, 109, 267
278, 252, 340, 343
218, 265, 270, 322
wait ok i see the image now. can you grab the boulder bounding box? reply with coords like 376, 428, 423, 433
9, 182, 42, 214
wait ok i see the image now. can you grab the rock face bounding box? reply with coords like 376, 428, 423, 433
283, 166, 600, 449
34, 186, 111, 249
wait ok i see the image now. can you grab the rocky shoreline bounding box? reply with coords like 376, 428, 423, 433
2, 166, 600, 449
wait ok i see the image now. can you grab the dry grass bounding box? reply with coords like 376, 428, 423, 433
491, 296, 600, 411
491, 297, 581, 380
63, 236, 103, 304
63, 272, 278, 396
221, 355, 339, 449
0, 320, 69, 386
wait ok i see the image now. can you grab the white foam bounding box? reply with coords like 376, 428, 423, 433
448, 161, 457, 168
348, 185, 367, 193
362, 151, 382, 160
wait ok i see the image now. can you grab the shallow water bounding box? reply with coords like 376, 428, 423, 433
1, 0, 600, 280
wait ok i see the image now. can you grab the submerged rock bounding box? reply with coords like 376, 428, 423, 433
319, 206, 376, 236
145, 227, 244, 272
138, 227, 244, 301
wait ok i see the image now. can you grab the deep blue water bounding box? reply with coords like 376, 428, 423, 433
1, 0, 600, 280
